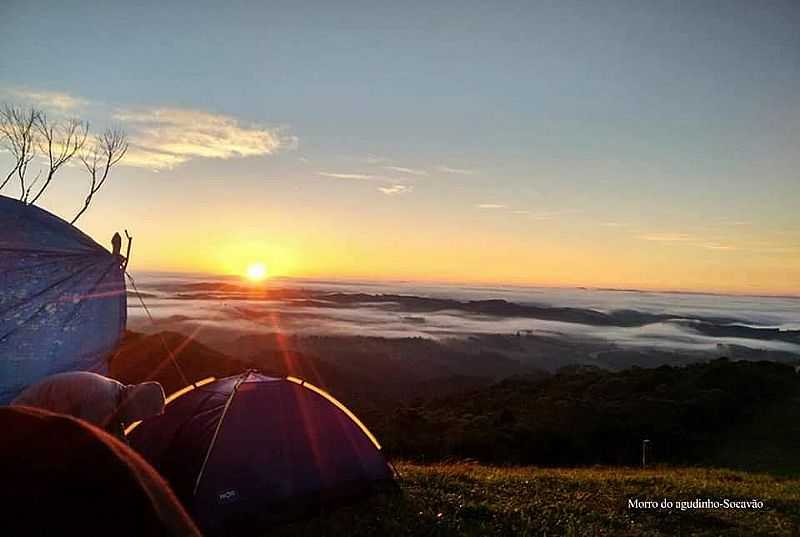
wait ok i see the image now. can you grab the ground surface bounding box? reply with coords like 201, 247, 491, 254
271, 462, 800, 536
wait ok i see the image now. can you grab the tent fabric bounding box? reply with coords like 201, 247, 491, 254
0, 195, 126, 404
129, 371, 395, 532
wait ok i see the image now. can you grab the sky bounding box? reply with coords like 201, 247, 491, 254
1, 1, 798, 294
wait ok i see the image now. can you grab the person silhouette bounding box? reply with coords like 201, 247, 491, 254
112, 231, 122, 256
111, 231, 132, 271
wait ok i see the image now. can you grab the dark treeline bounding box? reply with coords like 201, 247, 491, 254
374, 359, 800, 468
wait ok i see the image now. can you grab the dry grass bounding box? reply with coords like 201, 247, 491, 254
270, 462, 800, 536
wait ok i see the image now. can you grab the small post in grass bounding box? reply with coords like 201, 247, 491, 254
642, 439, 651, 468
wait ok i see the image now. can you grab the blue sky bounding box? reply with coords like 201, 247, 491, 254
1, 1, 798, 292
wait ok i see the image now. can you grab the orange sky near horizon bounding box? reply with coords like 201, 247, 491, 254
64, 191, 798, 297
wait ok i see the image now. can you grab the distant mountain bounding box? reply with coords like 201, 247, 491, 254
684, 321, 800, 343
109, 331, 249, 394
164, 282, 748, 327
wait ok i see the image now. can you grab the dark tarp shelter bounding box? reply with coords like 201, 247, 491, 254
128, 371, 395, 533
0, 195, 126, 404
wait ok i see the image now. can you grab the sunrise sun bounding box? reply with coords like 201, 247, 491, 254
245, 262, 268, 282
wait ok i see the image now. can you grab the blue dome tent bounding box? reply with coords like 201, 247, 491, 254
128, 371, 396, 533
0, 195, 127, 404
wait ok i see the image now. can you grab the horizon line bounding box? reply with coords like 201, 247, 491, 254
127, 269, 800, 301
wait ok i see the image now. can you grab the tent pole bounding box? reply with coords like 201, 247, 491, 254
192, 373, 248, 497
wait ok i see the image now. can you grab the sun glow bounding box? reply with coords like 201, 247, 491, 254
245, 262, 268, 281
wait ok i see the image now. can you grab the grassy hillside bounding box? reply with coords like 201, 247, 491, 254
272, 462, 800, 536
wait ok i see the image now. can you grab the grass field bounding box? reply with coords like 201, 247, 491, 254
271, 462, 800, 536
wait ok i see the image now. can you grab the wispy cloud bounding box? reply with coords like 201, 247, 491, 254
530, 209, 581, 221
318, 171, 378, 181
383, 166, 428, 176
1, 89, 297, 170
114, 107, 297, 170
702, 243, 737, 251
341, 154, 389, 165
486, 207, 581, 219
639, 233, 693, 242
5, 88, 89, 111
122, 149, 192, 170
438, 165, 476, 175
714, 218, 750, 227
640, 232, 739, 251
378, 184, 413, 195
362, 154, 390, 165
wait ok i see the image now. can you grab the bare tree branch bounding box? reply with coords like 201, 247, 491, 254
1, 161, 20, 192
23, 170, 43, 203
72, 128, 128, 224
28, 113, 89, 205
0, 105, 40, 198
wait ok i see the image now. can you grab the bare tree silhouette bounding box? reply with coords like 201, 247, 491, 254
29, 113, 89, 205
1, 103, 128, 224
0, 105, 39, 199
72, 128, 128, 224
